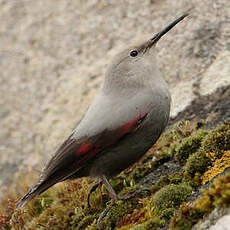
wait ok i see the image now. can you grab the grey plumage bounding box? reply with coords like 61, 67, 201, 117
16, 14, 188, 209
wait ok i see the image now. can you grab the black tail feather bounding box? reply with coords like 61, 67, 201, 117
15, 163, 82, 209
15, 176, 61, 209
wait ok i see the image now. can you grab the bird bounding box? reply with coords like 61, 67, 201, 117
16, 13, 188, 226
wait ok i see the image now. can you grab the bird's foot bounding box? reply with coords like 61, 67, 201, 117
96, 187, 151, 229
87, 181, 102, 208
97, 199, 115, 230
95, 176, 151, 229
117, 187, 151, 200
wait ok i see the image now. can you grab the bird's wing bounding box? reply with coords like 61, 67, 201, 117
16, 112, 148, 209
42, 112, 148, 181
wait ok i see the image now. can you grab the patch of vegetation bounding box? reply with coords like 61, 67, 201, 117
183, 123, 230, 186
0, 121, 229, 230
155, 171, 184, 188
100, 199, 140, 229
201, 123, 230, 158
170, 170, 230, 230
202, 150, 230, 184
184, 150, 212, 181
152, 184, 192, 220
174, 129, 207, 165
129, 217, 165, 230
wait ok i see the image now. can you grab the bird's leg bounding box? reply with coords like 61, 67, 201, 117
97, 199, 115, 230
97, 175, 151, 229
87, 180, 102, 208
100, 175, 120, 200
97, 175, 117, 229
101, 175, 151, 200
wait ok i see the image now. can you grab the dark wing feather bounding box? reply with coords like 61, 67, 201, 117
16, 113, 148, 208
41, 132, 79, 180
42, 112, 148, 180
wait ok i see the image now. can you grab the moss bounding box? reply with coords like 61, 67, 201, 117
129, 217, 166, 230
197, 171, 230, 210
183, 123, 230, 185
170, 170, 230, 230
76, 214, 97, 229
174, 130, 207, 165
169, 203, 203, 230
168, 172, 184, 185
2, 121, 230, 230
29, 205, 72, 229
152, 184, 192, 220
9, 179, 104, 229
184, 151, 212, 179
100, 199, 140, 230
200, 123, 230, 158
126, 162, 155, 183
157, 120, 200, 158
155, 171, 184, 189
0, 200, 15, 230
170, 120, 198, 139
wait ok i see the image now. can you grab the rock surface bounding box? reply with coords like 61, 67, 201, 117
0, 1, 230, 228
193, 207, 230, 230
208, 214, 230, 230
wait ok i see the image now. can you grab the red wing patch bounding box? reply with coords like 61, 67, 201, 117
120, 113, 148, 136
75, 144, 101, 164
120, 117, 140, 136
74, 113, 148, 165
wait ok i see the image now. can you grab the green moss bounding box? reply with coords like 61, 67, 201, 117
152, 184, 192, 220
170, 120, 198, 139
183, 123, 230, 184
130, 217, 165, 230
184, 151, 212, 179
100, 199, 140, 230
76, 214, 97, 229
159, 171, 184, 186
170, 170, 230, 230
201, 123, 230, 158
174, 130, 207, 165
197, 171, 230, 210
126, 162, 154, 183
169, 203, 203, 230
157, 120, 200, 158
168, 172, 184, 185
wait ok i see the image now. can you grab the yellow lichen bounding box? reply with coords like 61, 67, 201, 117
202, 150, 230, 185
170, 170, 230, 230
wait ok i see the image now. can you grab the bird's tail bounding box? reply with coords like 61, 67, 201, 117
15, 175, 61, 209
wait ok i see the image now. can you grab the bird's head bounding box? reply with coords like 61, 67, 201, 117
103, 14, 188, 94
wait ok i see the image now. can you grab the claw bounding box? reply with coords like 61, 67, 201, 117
97, 200, 115, 230
87, 181, 102, 208
96, 175, 152, 229
118, 187, 151, 200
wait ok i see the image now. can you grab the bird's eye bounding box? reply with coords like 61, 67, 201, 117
130, 50, 138, 57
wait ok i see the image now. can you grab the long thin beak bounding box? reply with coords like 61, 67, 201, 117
149, 13, 188, 47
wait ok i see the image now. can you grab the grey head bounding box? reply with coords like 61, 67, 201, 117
103, 14, 188, 94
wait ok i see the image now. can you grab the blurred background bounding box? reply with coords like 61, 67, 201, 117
0, 0, 229, 198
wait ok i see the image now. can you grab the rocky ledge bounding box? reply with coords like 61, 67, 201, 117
0, 85, 229, 230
